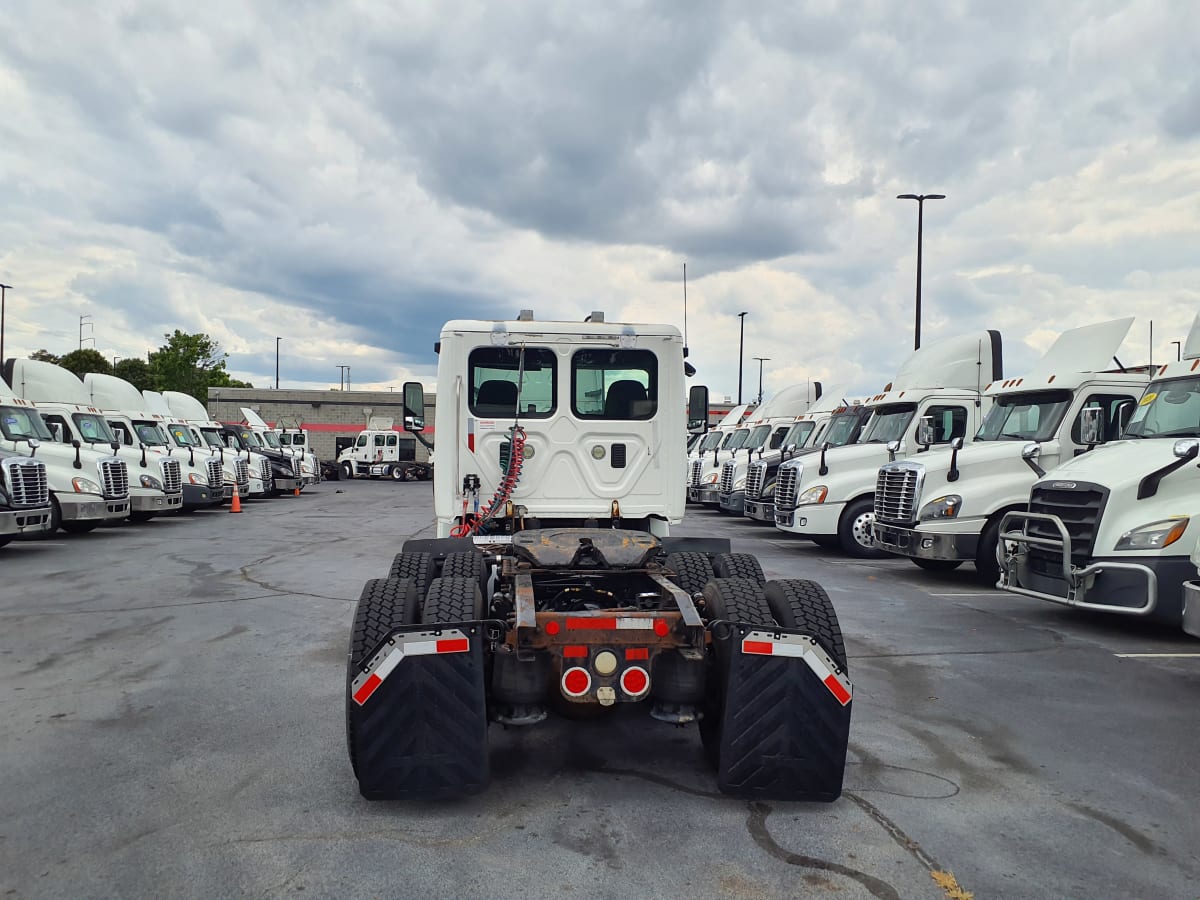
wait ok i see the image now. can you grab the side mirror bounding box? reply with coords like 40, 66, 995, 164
687, 385, 710, 434
886, 439, 900, 463
1079, 406, 1104, 446
402, 382, 425, 433
1173, 439, 1200, 460
71, 438, 81, 449
950, 436, 964, 450
1021, 441, 1045, 477
916, 416, 935, 448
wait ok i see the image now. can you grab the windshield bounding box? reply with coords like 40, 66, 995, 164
782, 422, 815, 449
976, 390, 1072, 442
723, 428, 751, 450
0, 405, 54, 441
862, 404, 917, 443
745, 424, 772, 450
72, 413, 118, 445
199, 428, 224, 449
239, 430, 263, 448
261, 431, 281, 448
1125, 377, 1200, 439
131, 420, 168, 446
824, 411, 864, 447
698, 431, 723, 452
167, 424, 200, 447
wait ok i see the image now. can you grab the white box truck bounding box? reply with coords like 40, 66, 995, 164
774, 331, 1003, 556
873, 318, 1148, 582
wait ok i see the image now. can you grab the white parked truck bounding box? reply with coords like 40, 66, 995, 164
0, 366, 130, 533
157, 391, 257, 499
336, 417, 431, 481
774, 331, 1003, 557
85, 373, 224, 510
999, 315, 1200, 628
742, 398, 874, 524
241, 408, 320, 487
0, 447, 53, 545
874, 318, 1148, 582
345, 312, 852, 802
686, 404, 753, 504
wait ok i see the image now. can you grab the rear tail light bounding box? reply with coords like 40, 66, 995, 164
620, 667, 650, 698
561, 667, 591, 698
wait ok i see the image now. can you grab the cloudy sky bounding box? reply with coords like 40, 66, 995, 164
1, 1, 1198, 401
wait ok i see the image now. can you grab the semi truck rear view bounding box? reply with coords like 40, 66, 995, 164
345, 312, 853, 801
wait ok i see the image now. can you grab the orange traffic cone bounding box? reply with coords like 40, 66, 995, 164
230, 481, 243, 513
293, 484, 301, 497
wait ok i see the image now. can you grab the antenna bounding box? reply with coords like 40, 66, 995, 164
1149, 320, 1153, 369
682, 262, 688, 349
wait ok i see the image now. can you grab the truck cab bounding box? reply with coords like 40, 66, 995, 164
158, 390, 254, 499
873, 318, 1147, 582
743, 399, 873, 524
218, 424, 301, 495
687, 405, 752, 504
241, 408, 319, 487
336, 418, 424, 480
274, 420, 321, 485
999, 314, 1200, 627
774, 331, 1003, 557
0, 447, 53, 545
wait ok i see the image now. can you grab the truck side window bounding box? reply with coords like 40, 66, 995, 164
922, 406, 968, 443
374, 435, 386, 447
469, 347, 556, 418
572, 349, 658, 420
355, 434, 368, 448
41, 414, 70, 443
1071, 394, 1137, 443
386, 434, 398, 447
768, 426, 789, 450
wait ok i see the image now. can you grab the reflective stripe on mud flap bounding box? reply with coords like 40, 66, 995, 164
741, 630, 852, 706
351, 629, 470, 706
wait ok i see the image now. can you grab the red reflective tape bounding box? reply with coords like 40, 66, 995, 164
743, 640, 774, 655
567, 617, 617, 630
467, 433, 475, 452
563, 645, 588, 658
436, 638, 469, 654
625, 648, 649, 660
824, 674, 852, 706
353, 673, 383, 705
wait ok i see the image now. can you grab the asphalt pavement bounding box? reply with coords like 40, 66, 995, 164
2, 482, 1197, 899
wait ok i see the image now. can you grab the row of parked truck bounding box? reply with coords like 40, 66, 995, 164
687, 316, 1200, 638
0, 358, 324, 545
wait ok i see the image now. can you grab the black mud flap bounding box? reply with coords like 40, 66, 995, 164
716, 624, 852, 802
348, 622, 490, 800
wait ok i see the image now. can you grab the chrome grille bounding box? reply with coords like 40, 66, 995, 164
775, 464, 799, 510
689, 459, 703, 487
159, 458, 182, 494
875, 465, 922, 524
206, 457, 223, 489
719, 460, 736, 494
746, 461, 767, 500
234, 458, 250, 486
2, 458, 49, 508
259, 457, 272, 485
98, 458, 129, 499
290, 456, 299, 477
1028, 485, 1106, 566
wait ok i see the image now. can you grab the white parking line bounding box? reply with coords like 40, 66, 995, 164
1115, 653, 1200, 658
928, 592, 1001, 597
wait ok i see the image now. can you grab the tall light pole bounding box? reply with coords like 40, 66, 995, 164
79, 315, 94, 350
275, 337, 281, 389
337, 365, 350, 391
0, 283, 11, 366
737, 311, 748, 404
752, 357, 770, 404
113, 355, 120, 369
1172, 340, 1182, 362
897, 193, 945, 350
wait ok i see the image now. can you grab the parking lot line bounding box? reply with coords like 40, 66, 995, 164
1114, 653, 1200, 658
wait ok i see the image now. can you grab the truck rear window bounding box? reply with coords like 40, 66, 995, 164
572, 349, 657, 420
469, 347, 556, 418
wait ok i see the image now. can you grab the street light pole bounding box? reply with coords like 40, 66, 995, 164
737, 311, 748, 404
0, 283, 11, 367
897, 193, 945, 350
79, 315, 94, 350
752, 357, 770, 404
1172, 340, 1182, 362
275, 337, 281, 389
337, 365, 350, 391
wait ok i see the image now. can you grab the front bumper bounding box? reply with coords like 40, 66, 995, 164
744, 498, 775, 522
56, 493, 129, 522
774, 501, 843, 536
695, 486, 721, 505
873, 522, 979, 561
718, 491, 746, 515
0, 506, 53, 537
274, 476, 300, 492
182, 484, 220, 507
687, 486, 703, 503
130, 488, 183, 514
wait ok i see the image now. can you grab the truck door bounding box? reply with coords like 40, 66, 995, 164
385, 433, 399, 462
40, 413, 74, 445
914, 404, 969, 449
1068, 393, 1140, 454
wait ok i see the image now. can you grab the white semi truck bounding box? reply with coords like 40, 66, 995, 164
336, 417, 431, 481
240, 408, 320, 487
774, 331, 1003, 557
6, 359, 171, 522
999, 315, 1200, 628
0, 448, 53, 545
873, 318, 1148, 582
742, 399, 874, 524
687, 404, 753, 504
85, 373, 224, 510
156, 391, 257, 499
345, 312, 852, 802
0, 368, 130, 533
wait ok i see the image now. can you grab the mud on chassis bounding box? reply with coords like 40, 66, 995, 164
345, 530, 854, 802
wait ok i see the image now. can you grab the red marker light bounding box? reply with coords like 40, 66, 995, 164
653, 619, 670, 637
544, 620, 561, 636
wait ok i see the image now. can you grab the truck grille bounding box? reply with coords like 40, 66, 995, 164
159, 459, 182, 494
206, 457, 223, 489
234, 458, 250, 487
875, 464, 922, 524
99, 458, 129, 499
1028, 484, 1107, 566
260, 457, 273, 486
746, 461, 767, 500
689, 458, 703, 487
2, 458, 49, 508
775, 464, 799, 511
719, 460, 736, 494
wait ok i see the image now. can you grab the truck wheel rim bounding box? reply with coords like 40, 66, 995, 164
852, 511, 875, 549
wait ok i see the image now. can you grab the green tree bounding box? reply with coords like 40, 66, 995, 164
57, 349, 112, 379
29, 349, 60, 364
149, 330, 251, 402
114, 358, 156, 392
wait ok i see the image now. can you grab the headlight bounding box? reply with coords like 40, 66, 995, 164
704, 472, 719, 484
139, 474, 163, 490
1115, 517, 1189, 551
734, 475, 747, 490
72, 476, 101, 494
919, 495, 962, 522
189, 472, 205, 484
798, 485, 828, 504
